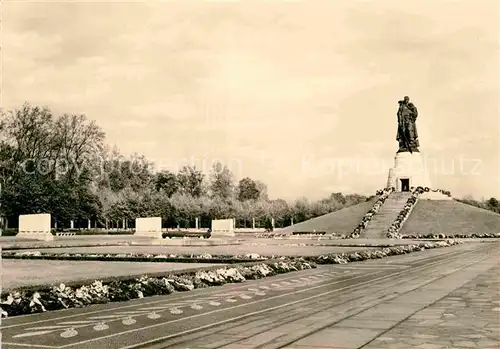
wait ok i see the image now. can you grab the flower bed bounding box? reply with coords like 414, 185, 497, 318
429, 188, 452, 197
1, 251, 268, 264
162, 231, 211, 239
0, 258, 316, 317
349, 187, 395, 238
289, 234, 338, 240
306, 239, 462, 264
292, 231, 328, 235
402, 233, 500, 239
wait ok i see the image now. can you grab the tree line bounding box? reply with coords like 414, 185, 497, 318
2, 104, 497, 231
0, 103, 369, 230
455, 196, 500, 214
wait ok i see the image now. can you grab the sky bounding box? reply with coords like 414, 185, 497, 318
2, 0, 499, 200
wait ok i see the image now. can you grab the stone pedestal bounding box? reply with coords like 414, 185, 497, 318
387, 151, 431, 191
211, 218, 235, 237
135, 217, 162, 239
16, 231, 54, 241
17, 213, 54, 241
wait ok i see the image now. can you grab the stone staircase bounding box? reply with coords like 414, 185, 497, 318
361, 192, 412, 239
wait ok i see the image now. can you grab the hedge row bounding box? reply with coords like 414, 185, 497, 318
304, 240, 463, 264
402, 233, 500, 239
2, 251, 266, 264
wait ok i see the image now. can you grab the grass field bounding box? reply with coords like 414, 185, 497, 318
0, 235, 424, 254
401, 200, 500, 234
279, 199, 377, 234
0, 235, 144, 249
19, 244, 375, 256
2, 260, 223, 291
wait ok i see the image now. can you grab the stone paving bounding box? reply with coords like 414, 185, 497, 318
2, 241, 498, 349
131, 242, 499, 349
285, 245, 500, 349
363, 264, 500, 349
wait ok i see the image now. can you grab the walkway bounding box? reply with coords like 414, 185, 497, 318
362, 192, 411, 239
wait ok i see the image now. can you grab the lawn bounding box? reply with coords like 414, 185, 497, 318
2, 259, 224, 291
279, 199, 378, 234
401, 200, 500, 235
17, 244, 379, 257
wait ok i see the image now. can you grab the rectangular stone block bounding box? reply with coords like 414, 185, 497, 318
135, 217, 162, 239
211, 218, 235, 237
17, 213, 54, 241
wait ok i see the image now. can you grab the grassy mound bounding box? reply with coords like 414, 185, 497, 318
400, 200, 500, 235
279, 198, 377, 235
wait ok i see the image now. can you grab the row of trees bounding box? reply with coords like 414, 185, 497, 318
456, 196, 500, 214
2, 104, 497, 230
0, 103, 369, 230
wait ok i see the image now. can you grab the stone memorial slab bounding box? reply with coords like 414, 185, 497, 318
17, 213, 54, 241
211, 218, 235, 237
135, 217, 162, 239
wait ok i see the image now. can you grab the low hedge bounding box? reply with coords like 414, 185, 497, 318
2, 229, 135, 236
304, 240, 463, 264
2, 229, 213, 237
402, 233, 500, 239
163, 232, 211, 239
292, 231, 328, 235
1, 228, 18, 236
2, 251, 265, 264
62, 229, 134, 235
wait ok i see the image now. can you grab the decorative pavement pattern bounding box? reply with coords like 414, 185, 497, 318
1, 242, 498, 349
1, 267, 368, 348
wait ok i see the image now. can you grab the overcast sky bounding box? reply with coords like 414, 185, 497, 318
3, 0, 499, 200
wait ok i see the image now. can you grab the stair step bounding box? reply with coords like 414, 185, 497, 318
361, 192, 414, 238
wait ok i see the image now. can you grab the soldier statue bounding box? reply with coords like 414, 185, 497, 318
397, 96, 419, 153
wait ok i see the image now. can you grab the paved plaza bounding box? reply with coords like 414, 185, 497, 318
2, 241, 499, 349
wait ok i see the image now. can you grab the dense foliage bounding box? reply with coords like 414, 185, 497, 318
0, 104, 369, 230
455, 196, 500, 214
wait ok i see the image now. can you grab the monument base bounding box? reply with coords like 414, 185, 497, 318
210, 230, 235, 238
387, 151, 431, 192
16, 232, 54, 241
134, 231, 162, 239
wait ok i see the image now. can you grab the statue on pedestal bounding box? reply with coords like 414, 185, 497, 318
397, 96, 419, 153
